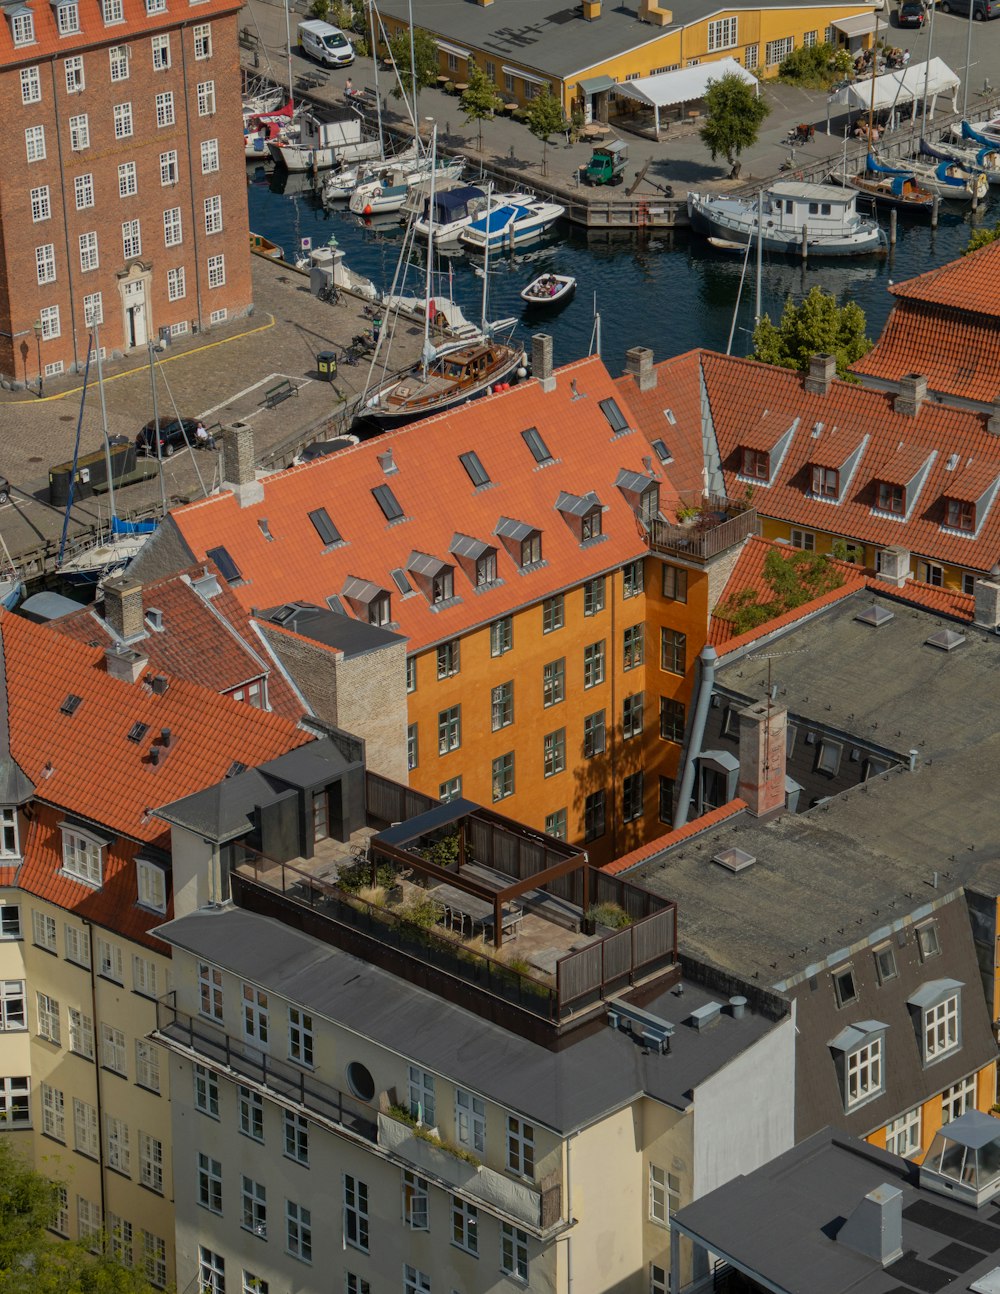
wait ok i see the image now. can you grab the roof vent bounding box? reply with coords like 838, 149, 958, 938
150, 674, 169, 695
149, 746, 162, 766
945, 453, 960, 471
145, 608, 164, 632
855, 604, 894, 627
106, 645, 148, 685
160, 728, 174, 748
838, 1183, 903, 1267
377, 447, 397, 475
925, 628, 965, 652
689, 1001, 722, 1031
713, 846, 756, 873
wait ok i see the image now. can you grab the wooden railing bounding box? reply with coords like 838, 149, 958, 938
648, 499, 759, 565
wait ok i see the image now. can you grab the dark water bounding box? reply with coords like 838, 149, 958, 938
247, 164, 999, 375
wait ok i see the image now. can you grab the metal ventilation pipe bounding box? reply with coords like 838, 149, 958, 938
674, 645, 718, 829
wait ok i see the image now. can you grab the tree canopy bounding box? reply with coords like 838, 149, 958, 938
460, 66, 503, 152
752, 286, 872, 376
525, 89, 567, 175
699, 72, 770, 167
715, 548, 847, 635
386, 28, 438, 104
0, 1140, 160, 1294
963, 221, 1000, 255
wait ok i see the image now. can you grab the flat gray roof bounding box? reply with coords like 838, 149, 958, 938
630, 589, 1000, 984
674, 1127, 1000, 1294
155, 904, 784, 1134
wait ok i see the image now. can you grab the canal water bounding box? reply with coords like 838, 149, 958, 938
247, 163, 998, 375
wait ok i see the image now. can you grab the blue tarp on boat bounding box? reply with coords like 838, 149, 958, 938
110, 516, 157, 536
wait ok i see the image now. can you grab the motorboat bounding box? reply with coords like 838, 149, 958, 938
269, 109, 381, 172
899, 155, 988, 202
830, 154, 935, 212
349, 178, 409, 215
348, 157, 465, 215
688, 181, 885, 257
520, 273, 576, 308
413, 186, 489, 242
921, 135, 1000, 185
955, 115, 1000, 146
363, 336, 524, 428
244, 100, 297, 159
250, 231, 284, 259
459, 195, 565, 251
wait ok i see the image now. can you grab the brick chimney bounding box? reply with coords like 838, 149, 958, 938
222, 422, 264, 508
625, 346, 656, 392
737, 700, 787, 819
974, 576, 1000, 629
804, 353, 836, 397
988, 400, 1000, 436
894, 373, 927, 417
103, 576, 144, 642
532, 334, 555, 393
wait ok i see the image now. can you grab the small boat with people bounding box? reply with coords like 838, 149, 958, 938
520, 272, 576, 309
830, 153, 935, 212
459, 194, 565, 252
921, 135, 1000, 185
688, 181, 885, 257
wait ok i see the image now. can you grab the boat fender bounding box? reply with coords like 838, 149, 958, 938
364, 204, 373, 215
487, 385, 494, 395
516, 366, 527, 379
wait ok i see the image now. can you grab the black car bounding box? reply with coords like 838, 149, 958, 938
0, 477, 10, 506
898, 0, 926, 25
136, 417, 200, 457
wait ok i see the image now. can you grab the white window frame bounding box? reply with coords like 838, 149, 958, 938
765, 36, 794, 64
160, 149, 178, 185
942, 1075, 977, 1124
344, 1175, 369, 1253
649, 1163, 680, 1224
79, 230, 99, 272
846, 1038, 882, 1109
109, 44, 128, 79
500, 1223, 529, 1282
242, 1176, 267, 1238
925, 995, 959, 1061
199, 962, 223, 1019
288, 1007, 313, 1067
30, 186, 50, 223
204, 194, 223, 235
12, 11, 35, 44
25, 125, 46, 163
197, 79, 216, 115
83, 292, 103, 327
136, 1040, 160, 1092
408, 1066, 436, 1125
69, 1007, 94, 1057
62, 827, 103, 886
40, 306, 60, 341
143, 1233, 167, 1288
0, 980, 25, 1030
56, 2, 80, 34
73, 1097, 99, 1157
506, 1115, 534, 1178
155, 91, 174, 128
35, 243, 56, 286
97, 936, 123, 982
132, 953, 157, 997
167, 266, 186, 302
0, 1077, 30, 1126
42, 1082, 65, 1140
114, 102, 133, 139
198, 1153, 222, 1213
75, 173, 94, 210
194, 1064, 220, 1118
242, 982, 269, 1050
201, 137, 219, 173
239, 1084, 264, 1141
707, 15, 738, 50
37, 991, 60, 1043
885, 1106, 921, 1158
403, 1266, 431, 1294
0, 905, 20, 939
122, 219, 142, 260
106, 1115, 129, 1172
455, 1088, 485, 1153
193, 22, 211, 57
69, 114, 90, 151
286, 1200, 312, 1263
32, 909, 56, 951
198, 1247, 224, 1294
402, 1170, 429, 1230
64, 922, 90, 965
451, 1195, 478, 1253
101, 1022, 127, 1074
136, 858, 167, 912
151, 32, 171, 69
64, 54, 84, 93
207, 254, 225, 289
283, 1109, 308, 1163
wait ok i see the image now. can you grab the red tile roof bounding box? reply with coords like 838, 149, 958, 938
614, 351, 707, 497
53, 563, 303, 722
169, 360, 679, 653
602, 800, 747, 875
871, 576, 975, 622
2, 610, 309, 845
885, 239, 1000, 312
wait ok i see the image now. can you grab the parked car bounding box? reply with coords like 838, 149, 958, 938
297, 19, 354, 67
135, 417, 200, 457
897, 0, 926, 25
941, 0, 997, 17
0, 476, 10, 506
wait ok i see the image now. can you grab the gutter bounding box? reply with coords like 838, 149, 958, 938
673, 645, 716, 828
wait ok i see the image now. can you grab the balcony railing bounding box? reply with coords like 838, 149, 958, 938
648, 494, 759, 565
153, 993, 377, 1143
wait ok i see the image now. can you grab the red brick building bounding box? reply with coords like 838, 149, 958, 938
0, 0, 251, 385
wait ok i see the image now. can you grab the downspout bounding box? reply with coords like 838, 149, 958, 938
48, 59, 80, 373
83, 919, 108, 1231
564, 1130, 577, 1294
673, 645, 717, 828
179, 36, 205, 332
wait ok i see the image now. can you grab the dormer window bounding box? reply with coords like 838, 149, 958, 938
908, 979, 962, 1066
877, 482, 904, 515
476, 550, 497, 587
520, 532, 542, 567
432, 569, 453, 603
742, 449, 769, 481
55, 0, 80, 34
136, 857, 167, 914
449, 534, 500, 590
369, 591, 391, 626
341, 575, 390, 623
10, 8, 35, 44
0, 810, 18, 860
829, 1020, 887, 1112
582, 508, 602, 541
812, 466, 838, 498
945, 498, 974, 532
407, 552, 457, 607
61, 823, 106, 887
556, 490, 604, 544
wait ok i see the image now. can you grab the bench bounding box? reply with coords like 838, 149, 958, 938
264, 379, 297, 408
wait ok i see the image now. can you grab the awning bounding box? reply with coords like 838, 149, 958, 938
832, 13, 879, 38
502, 64, 549, 88
827, 57, 960, 111
610, 57, 756, 110
578, 75, 616, 96
435, 39, 470, 60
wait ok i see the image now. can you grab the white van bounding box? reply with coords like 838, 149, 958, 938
298, 19, 355, 67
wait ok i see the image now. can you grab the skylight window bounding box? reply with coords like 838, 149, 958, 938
308, 507, 341, 546
127, 721, 149, 743
651, 439, 672, 464
521, 427, 553, 465
60, 694, 83, 716
599, 397, 629, 434
459, 451, 490, 488
372, 483, 404, 522
226, 761, 246, 778
391, 568, 414, 595
206, 546, 242, 585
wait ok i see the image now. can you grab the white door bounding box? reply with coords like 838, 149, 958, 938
241, 983, 269, 1055
123, 279, 147, 348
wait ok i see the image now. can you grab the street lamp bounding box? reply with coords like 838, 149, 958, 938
32, 319, 43, 398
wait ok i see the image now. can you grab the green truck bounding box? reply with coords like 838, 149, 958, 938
584, 138, 628, 186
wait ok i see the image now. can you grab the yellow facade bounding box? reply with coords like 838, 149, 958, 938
866, 1062, 998, 1163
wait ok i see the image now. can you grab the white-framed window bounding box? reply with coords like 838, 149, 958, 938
707, 15, 738, 49
41, 1082, 65, 1140
114, 102, 133, 139
345, 1276, 369, 1294
12, 11, 35, 44
37, 992, 60, 1043
790, 528, 816, 552
651, 1264, 668, 1294
20, 66, 41, 104
30, 185, 50, 223
408, 1066, 436, 1125
286, 1200, 312, 1262
242, 983, 269, 1048
167, 266, 186, 301
0, 1077, 30, 1126
451, 1195, 478, 1253
193, 22, 211, 57
57, 2, 80, 34
106, 1116, 129, 1172
198, 1153, 223, 1213
198, 1248, 224, 1294
69, 1007, 94, 1057
97, 937, 123, 982
284, 1110, 308, 1163
136, 858, 166, 912
136, 1040, 160, 1091
35, 244, 56, 286
75, 173, 94, 209
78, 230, 99, 273
83, 292, 103, 327
241, 1176, 267, 1238
942, 1075, 977, 1124
846, 1039, 882, 1108
243, 1274, 268, 1294
103, 0, 124, 20
925, 995, 960, 1061
62, 827, 102, 885
649, 1164, 680, 1224
146, 0, 166, 10
204, 194, 223, 235
743, 43, 759, 70
197, 79, 215, 115
288, 1007, 313, 1067
885, 1106, 921, 1158
74, 1097, 99, 1156
155, 91, 174, 127
143, 1233, 167, 1288
455, 1088, 485, 1153
44, 360, 64, 379
64, 922, 90, 965
403, 1266, 430, 1294
402, 1171, 429, 1230
108, 1214, 132, 1265
122, 219, 142, 259
32, 910, 56, 951
39, 306, 60, 341
133, 953, 158, 997
25, 125, 46, 163
199, 962, 223, 1019
803, 28, 817, 46
500, 1223, 529, 1282
151, 33, 171, 69
65, 55, 84, 92
207, 253, 225, 288
765, 36, 794, 64
238, 1084, 264, 1140
344, 1175, 368, 1252
506, 1115, 534, 1177
69, 114, 90, 151
101, 1022, 127, 1074
194, 1064, 219, 1117
201, 137, 220, 173
77, 1197, 101, 1246
109, 44, 128, 79
0, 906, 20, 939
53, 1188, 69, 1237
159, 149, 178, 185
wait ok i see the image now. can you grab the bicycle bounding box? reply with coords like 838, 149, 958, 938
317, 282, 342, 306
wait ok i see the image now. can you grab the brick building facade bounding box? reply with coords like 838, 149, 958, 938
0, 0, 251, 384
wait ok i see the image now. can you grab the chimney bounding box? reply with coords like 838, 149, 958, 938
804, 353, 837, 397
838, 1184, 903, 1268
974, 576, 1000, 629
190, 566, 222, 600
221, 422, 264, 508
532, 334, 555, 393
378, 447, 397, 475
103, 576, 144, 642
988, 400, 1000, 436
582, 0, 601, 17
876, 545, 910, 588
737, 701, 787, 819
625, 346, 656, 392
894, 373, 927, 417
104, 644, 148, 685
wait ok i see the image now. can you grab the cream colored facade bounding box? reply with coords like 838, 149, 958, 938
0, 889, 175, 1288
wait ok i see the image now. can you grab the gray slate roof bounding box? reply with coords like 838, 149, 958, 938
155, 903, 783, 1134
260, 603, 406, 658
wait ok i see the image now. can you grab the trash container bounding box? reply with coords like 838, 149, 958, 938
317, 350, 338, 381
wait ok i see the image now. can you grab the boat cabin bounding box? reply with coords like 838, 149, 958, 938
764, 182, 861, 228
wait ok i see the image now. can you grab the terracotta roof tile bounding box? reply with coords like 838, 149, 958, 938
868, 575, 975, 622
602, 800, 747, 875
614, 352, 707, 496
885, 238, 1000, 312
170, 360, 679, 653
852, 302, 1000, 406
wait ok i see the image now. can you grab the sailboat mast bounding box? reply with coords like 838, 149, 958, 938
93, 323, 117, 522
148, 342, 168, 518
369, 0, 383, 153
962, 0, 973, 118
867, 9, 879, 150
479, 181, 492, 329
421, 125, 437, 382
921, 0, 936, 137
406, 0, 418, 152
284, 0, 294, 114
754, 190, 763, 325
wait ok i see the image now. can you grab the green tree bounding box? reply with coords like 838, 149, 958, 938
308, 0, 330, 20
752, 286, 872, 376
699, 71, 770, 168
963, 221, 1000, 255
715, 548, 847, 635
386, 28, 438, 107
461, 65, 502, 153
525, 89, 567, 176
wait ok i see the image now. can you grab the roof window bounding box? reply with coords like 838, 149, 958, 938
206, 546, 242, 585
60, 694, 83, 716
521, 426, 553, 465
406, 552, 457, 607
651, 438, 672, 464
127, 721, 149, 743
459, 451, 490, 488
556, 491, 604, 544
325, 595, 347, 615
226, 760, 247, 778
599, 397, 629, 435
308, 507, 342, 547
372, 483, 404, 522
832, 966, 857, 1008
390, 568, 414, 596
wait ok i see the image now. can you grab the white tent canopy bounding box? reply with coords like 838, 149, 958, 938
611, 57, 757, 138
827, 56, 960, 122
